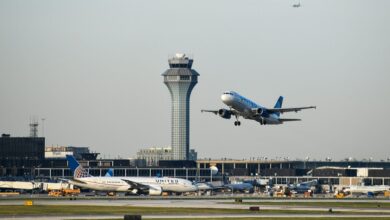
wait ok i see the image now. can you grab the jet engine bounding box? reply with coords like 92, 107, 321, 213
218, 109, 231, 119
128, 185, 162, 196
139, 185, 162, 196
147, 186, 163, 196
251, 108, 264, 116
130, 189, 139, 194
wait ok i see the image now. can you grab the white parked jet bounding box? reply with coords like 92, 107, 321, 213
343, 185, 390, 196
66, 155, 197, 195
202, 91, 315, 126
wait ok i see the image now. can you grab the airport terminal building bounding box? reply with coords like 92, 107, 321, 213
1, 134, 390, 187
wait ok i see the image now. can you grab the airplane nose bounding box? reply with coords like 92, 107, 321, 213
221, 94, 234, 105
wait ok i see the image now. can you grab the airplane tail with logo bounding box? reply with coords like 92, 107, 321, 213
66, 155, 92, 178
273, 96, 283, 116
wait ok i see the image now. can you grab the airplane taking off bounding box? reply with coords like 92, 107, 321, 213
201, 91, 315, 126
66, 155, 197, 195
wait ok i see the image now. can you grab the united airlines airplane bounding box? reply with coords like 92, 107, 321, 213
66, 155, 197, 195
202, 91, 315, 126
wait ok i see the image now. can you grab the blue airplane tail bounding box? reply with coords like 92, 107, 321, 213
105, 168, 114, 177
274, 96, 283, 116
66, 155, 91, 178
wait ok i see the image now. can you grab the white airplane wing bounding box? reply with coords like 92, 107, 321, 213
68, 178, 88, 185
268, 106, 316, 114
121, 179, 151, 190
121, 179, 162, 191
201, 109, 240, 115
201, 110, 219, 115
279, 118, 301, 122
201, 109, 244, 119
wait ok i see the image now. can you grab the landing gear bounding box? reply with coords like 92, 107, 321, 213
233, 111, 241, 126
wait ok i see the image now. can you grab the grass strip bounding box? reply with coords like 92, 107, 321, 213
227, 201, 390, 209
72, 218, 390, 220
146, 218, 390, 220
0, 205, 388, 216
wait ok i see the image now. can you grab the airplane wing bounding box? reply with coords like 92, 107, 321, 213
201, 110, 219, 115
268, 106, 316, 114
279, 118, 301, 122
201, 109, 239, 116
122, 179, 149, 189
68, 178, 88, 185
121, 179, 159, 191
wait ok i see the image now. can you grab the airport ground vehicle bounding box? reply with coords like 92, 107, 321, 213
48, 189, 80, 197
334, 192, 346, 198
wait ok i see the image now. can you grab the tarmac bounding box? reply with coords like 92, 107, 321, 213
1, 198, 390, 219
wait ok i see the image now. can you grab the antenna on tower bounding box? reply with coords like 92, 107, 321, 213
41, 118, 45, 137
29, 116, 39, 137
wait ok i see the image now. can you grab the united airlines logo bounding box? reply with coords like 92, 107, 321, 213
155, 178, 179, 184
74, 165, 90, 178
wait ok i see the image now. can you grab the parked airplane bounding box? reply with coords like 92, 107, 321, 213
202, 91, 316, 126
224, 182, 254, 194
288, 180, 318, 194
343, 185, 390, 196
196, 175, 256, 194
66, 155, 197, 195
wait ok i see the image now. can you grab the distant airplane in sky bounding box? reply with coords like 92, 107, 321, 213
293, 3, 301, 8
201, 91, 316, 126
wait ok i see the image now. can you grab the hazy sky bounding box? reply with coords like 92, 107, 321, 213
1, 0, 389, 161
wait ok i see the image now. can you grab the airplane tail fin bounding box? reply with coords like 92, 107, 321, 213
274, 96, 283, 116
105, 168, 114, 177
66, 155, 92, 178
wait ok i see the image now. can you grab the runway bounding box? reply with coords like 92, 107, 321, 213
1, 198, 390, 219
2, 199, 390, 212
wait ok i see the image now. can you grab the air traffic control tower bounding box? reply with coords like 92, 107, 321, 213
162, 53, 199, 160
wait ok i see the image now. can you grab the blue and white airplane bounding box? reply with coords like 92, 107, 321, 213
202, 91, 316, 126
